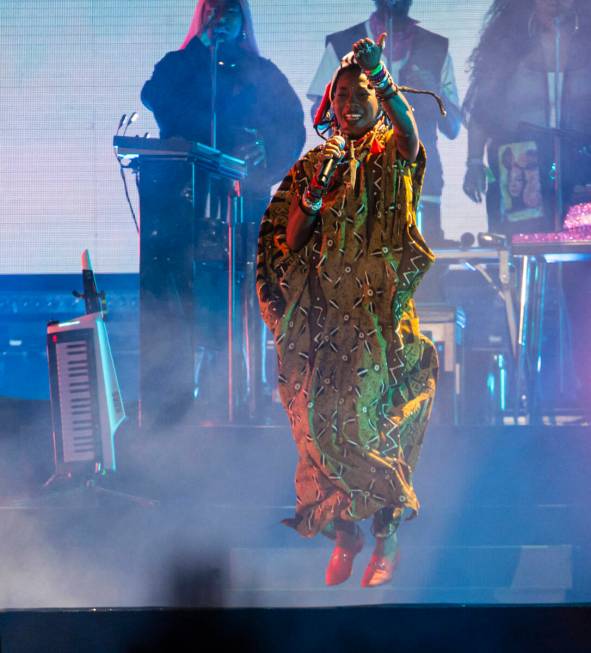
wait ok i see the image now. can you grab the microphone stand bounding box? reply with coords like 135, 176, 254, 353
206, 38, 219, 217
209, 37, 244, 422
210, 39, 219, 150
553, 16, 564, 231
552, 16, 569, 401
524, 16, 572, 420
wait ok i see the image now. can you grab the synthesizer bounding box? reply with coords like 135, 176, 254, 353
46, 251, 125, 476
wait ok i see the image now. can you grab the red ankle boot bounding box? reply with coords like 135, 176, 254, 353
361, 543, 400, 588
325, 527, 364, 586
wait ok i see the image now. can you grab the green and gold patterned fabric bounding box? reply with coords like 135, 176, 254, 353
257, 124, 438, 538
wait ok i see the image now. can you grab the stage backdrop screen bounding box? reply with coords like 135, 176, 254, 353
0, 0, 490, 273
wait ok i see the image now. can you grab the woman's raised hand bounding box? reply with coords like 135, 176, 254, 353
353, 33, 387, 71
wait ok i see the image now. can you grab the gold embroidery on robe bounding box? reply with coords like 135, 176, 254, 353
257, 127, 438, 537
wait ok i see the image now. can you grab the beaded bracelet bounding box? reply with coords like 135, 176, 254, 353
376, 85, 399, 101
370, 67, 388, 85
365, 63, 398, 98
367, 62, 386, 81
300, 188, 323, 215
374, 73, 394, 91
368, 63, 383, 77
375, 76, 399, 101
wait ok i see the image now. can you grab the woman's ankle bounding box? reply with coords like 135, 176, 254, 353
335, 523, 361, 547
374, 532, 398, 557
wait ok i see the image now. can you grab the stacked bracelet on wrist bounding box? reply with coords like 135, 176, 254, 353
300, 186, 323, 215
365, 62, 399, 100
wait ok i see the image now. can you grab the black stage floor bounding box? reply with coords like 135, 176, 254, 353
1, 605, 590, 653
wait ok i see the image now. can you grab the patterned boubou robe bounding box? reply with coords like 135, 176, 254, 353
256, 124, 438, 538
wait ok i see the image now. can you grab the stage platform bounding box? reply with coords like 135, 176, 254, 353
0, 399, 589, 612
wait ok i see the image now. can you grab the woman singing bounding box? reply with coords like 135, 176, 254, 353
257, 35, 438, 588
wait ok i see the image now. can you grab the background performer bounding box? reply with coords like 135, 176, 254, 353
462, 0, 591, 234
140, 0, 306, 411
257, 34, 438, 588
308, 0, 461, 246
141, 0, 306, 222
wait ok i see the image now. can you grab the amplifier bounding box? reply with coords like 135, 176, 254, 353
417, 303, 466, 425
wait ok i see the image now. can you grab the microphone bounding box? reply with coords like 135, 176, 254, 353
116, 114, 127, 135
459, 232, 475, 250
478, 232, 507, 249
317, 136, 346, 187
122, 112, 139, 136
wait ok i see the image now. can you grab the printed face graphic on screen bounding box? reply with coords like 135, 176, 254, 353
332, 69, 381, 139
502, 147, 543, 211
202, 0, 243, 44
508, 165, 525, 199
